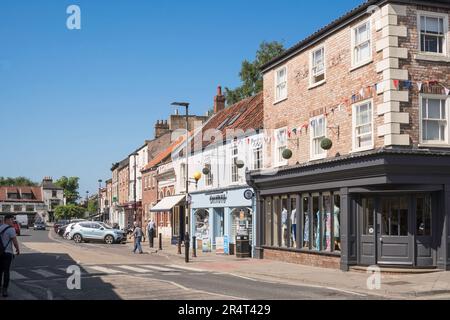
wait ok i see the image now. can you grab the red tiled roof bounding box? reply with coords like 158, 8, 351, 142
141, 135, 186, 172
0, 186, 44, 202
191, 92, 263, 151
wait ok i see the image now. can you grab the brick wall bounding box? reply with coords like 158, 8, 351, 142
262, 2, 450, 169
263, 248, 341, 269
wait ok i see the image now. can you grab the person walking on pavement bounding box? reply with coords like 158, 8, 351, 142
147, 219, 156, 248
0, 215, 20, 298
131, 222, 143, 254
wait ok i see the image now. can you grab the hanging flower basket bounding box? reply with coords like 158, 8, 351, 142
235, 159, 245, 169
282, 148, 293, 160
202, 167, 210, 175
321, 138, 333, 150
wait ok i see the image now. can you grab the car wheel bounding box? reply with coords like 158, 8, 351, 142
104, 235, 114, 245
73, 234, 82, 243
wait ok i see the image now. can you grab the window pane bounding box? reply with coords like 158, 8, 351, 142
399, 197, 408, 236
359, 42, 370, 60
333, 194, 341, 252
363, 198, 375, 235
381, 199, 390, 236
290, 198, 297, 247
323, 195, 332, 252
281, 197, 288, 248
428, 99, 442, 119
424, 120, 441, 141
303, 195, 310, 249
264, 198, 272, 246
425, 17, 440, 34
273, 197, 280, 247
416, 196, 432, 236
312, 195, 320, 251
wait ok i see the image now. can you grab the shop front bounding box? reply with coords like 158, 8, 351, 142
190, 187, 255, 256
247, 150, 450, 271
150, 194, 186, 245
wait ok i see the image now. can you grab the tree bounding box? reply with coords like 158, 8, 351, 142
0, 177, 38, 187
54, 204, 86, 220
54, 176, 80, 204
87, 197, 98, 215
225, 41, 285, 105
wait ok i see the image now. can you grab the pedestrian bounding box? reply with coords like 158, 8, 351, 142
131, 222, 143, 254
0, 215, 20, 298
147, 219, 156, 248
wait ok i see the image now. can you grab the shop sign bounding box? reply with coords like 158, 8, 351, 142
202, 235, 211, 253
243, 189, 254, 200
223, 235, 229, 255
209, 193, 227, 204
216, 237, 224, 255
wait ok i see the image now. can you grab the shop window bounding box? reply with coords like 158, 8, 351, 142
281, 197, 288, 248
322, 194, 332, 252
333, 194, 341, 252
416, 195, 432, 236
194, 209, 209, 240
26, 205, 34, 212
14, 205, 22, 212
264, 198, 273, 246
302, 195, 310, 249
290, 197, 297, 248
273, 197, 280, 247
312, 195, 320, 251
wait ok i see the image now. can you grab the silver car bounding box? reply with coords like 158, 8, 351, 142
69, 222, 126, 244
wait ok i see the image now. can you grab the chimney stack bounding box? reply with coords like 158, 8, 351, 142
214, 86, 226, 114
155, 119, 170, 139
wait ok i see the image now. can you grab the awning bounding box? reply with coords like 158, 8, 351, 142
150, 195, 186, 212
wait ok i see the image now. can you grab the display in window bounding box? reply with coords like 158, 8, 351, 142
281, 207, 288, 247
291, 207, 297, 247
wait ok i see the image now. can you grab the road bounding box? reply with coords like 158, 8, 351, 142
3, 228, 373, 300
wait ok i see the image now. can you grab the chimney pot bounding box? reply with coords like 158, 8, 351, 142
213, 85, 226, 114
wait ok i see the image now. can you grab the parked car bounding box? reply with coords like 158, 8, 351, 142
33, 222, 46, 231
63, 223, 77, 239
57, 224, 69, 237
13, 221, 21, 236
54, 220, 70, 233
69, 222, 126, 244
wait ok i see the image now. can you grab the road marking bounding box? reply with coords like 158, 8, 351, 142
116, 265, 151, 273
141, 265, 174, 272
167, 265, 203, 272
31, 269, 59, 278
11, 271, 27, 280
87, 266, 124, 274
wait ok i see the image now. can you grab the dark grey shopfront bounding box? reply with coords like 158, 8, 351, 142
247, 149, 450, 271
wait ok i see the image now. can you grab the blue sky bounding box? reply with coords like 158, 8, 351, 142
0, 0, 362, 195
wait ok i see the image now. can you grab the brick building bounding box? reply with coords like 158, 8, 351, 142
247, 0, 450, 270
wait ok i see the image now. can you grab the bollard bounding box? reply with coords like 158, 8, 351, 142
185, 232, 190, 263
149, 229, 154, 248
159, 233, 162, 251
178, 235, 182, 255
192, 235, 197, 258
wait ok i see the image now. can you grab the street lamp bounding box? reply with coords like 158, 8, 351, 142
86, 191, 89, 219
98, 179, 102, 222
171, 102, 190, 261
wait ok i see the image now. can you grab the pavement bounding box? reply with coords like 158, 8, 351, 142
129, 236, 450, 300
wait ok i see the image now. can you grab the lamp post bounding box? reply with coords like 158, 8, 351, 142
86, 191, 89, 218
98, 179, 102, 222
132, 152, 138, 224
171, 102, 190, 261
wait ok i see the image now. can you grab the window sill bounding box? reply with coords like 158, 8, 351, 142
273, 97, 288, 105
274, 161, 288, 168
308, 79, 326, 90
310, 154, 327, 162
418, 143, 450, 149
350, 59, 373, 72
414, 53, 450, 63
352, 145, 375, 154
262, 246, 341, 257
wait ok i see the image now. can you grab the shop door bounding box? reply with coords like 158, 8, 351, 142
377, 197, 413, 265
359, 197, 376, 266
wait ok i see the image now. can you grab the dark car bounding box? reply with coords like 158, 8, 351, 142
57, 224, 69, 237
34, 222, 46, 231
54, 220, 70, 233
13, 221, 21, 236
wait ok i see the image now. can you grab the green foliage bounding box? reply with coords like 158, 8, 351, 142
54, 177, 80, 204
0, 177, 38, 187
87, 198, 98, 214
54, 204, 86, 220
225, 41, 285, 105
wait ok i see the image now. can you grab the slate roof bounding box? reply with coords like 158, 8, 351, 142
0, 186, 44, 203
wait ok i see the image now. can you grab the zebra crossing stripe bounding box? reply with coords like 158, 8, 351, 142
167, 265, 203, 272
11, 271, 27, 280
88, 266, 124, 274
31, 269, 59, 278
141, 265, 174, 272
116, 265, 150, 273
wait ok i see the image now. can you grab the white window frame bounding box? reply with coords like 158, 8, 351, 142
420, 94, 449, 146
351, 18, 372, 68
310, 116, 327, 160
309, 45, 326, 87
274, 127, 288, 167
252, 143, 263, 170
230, 144, 240, 183
352, 99, 375, 152
417, 11, 448, 57
204, 163, 213, 187
274, 65, 288, 103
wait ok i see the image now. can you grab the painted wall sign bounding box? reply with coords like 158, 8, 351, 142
209, 194, 227, 204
